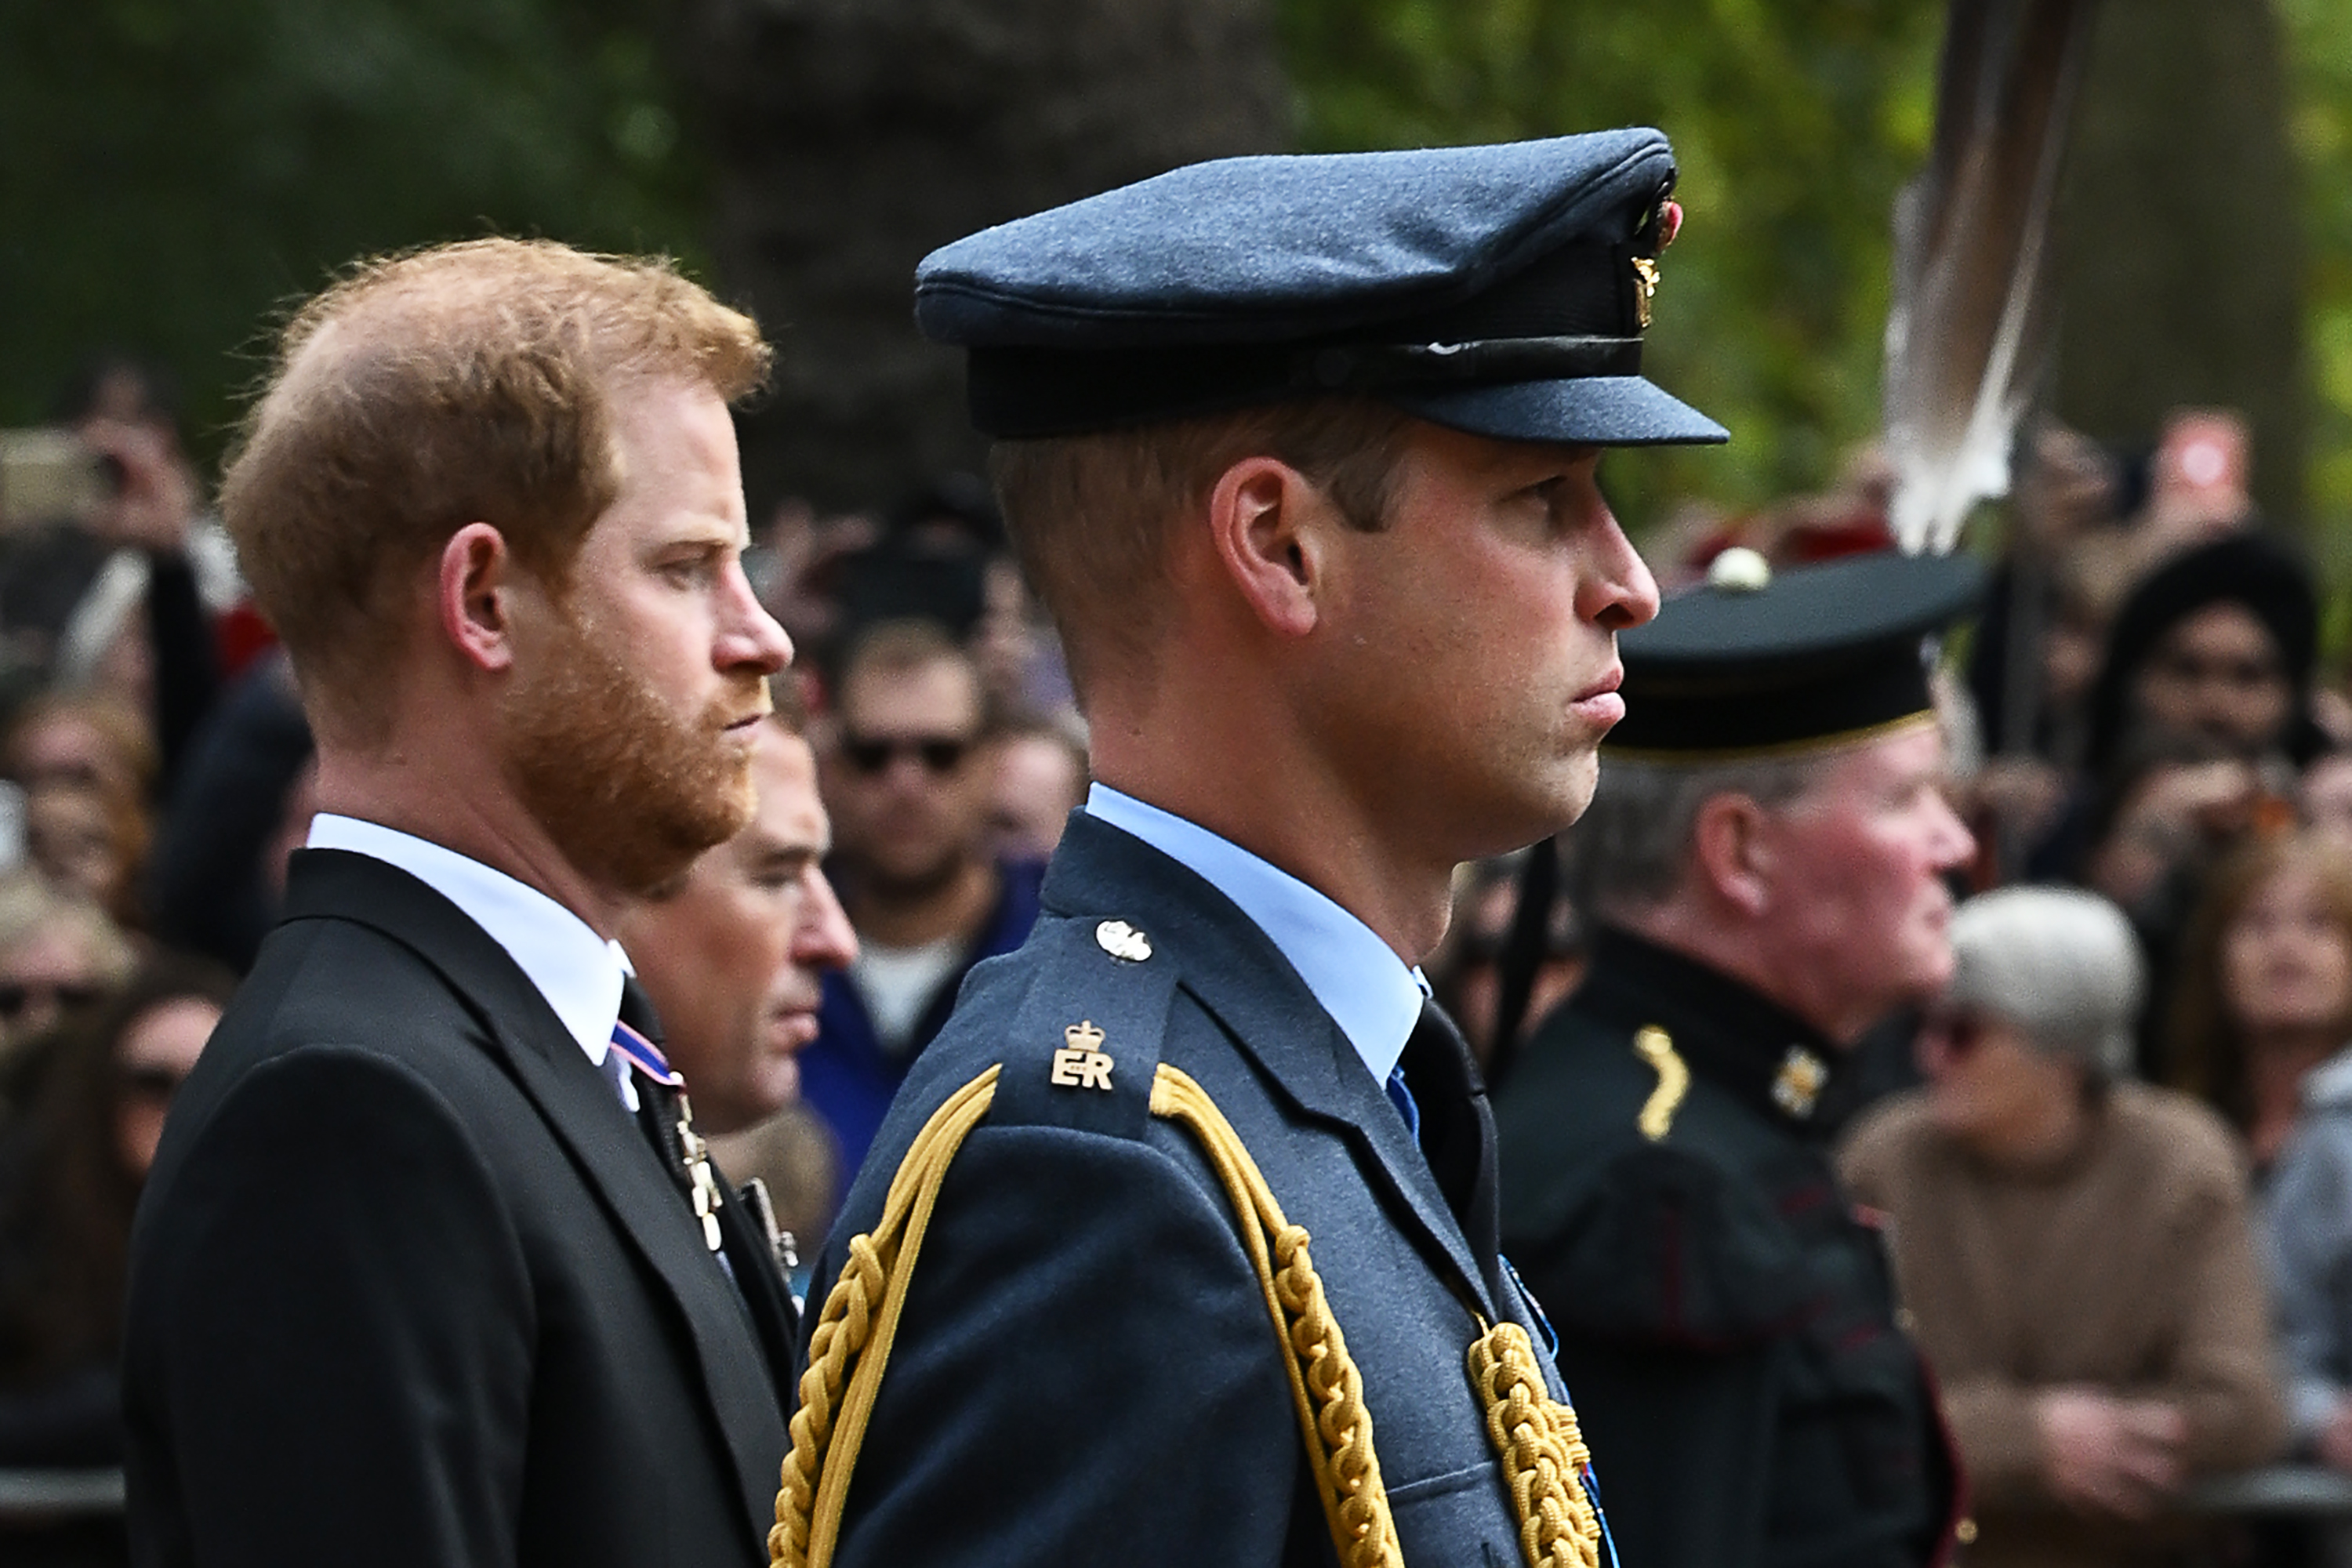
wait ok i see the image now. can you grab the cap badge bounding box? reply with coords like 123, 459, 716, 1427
1051, 1018, 1116, 1091
1631, 256, 1660, 331
1096, 919, 1153, 963
1706, 546, 1773, 593
1772, 1047, 1829, 1119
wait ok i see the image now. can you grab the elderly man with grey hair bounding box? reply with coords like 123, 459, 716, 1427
1842, 885, 2284, 1568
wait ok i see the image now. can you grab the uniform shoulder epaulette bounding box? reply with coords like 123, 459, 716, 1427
980, 912, 1178, 1143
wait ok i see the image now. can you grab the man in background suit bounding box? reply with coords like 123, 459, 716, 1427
123, 238, 799, 1568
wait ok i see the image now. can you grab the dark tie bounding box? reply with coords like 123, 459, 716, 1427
1396, 998, 1497, 1254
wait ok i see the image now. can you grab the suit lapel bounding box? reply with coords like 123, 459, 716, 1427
1042, 819, 1501, 1322
281, 851, 786, 1529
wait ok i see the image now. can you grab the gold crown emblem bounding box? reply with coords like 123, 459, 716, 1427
1065, 1019, 1106, 1053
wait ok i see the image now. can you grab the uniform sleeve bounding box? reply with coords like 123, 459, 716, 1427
815, 1123, 1303, 1568
125, 1047, 534, 1568
1553, 1335, 1780, 1568
2263, 1121, 2352, 1449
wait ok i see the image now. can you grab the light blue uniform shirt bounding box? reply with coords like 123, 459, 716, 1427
1084, 784, 1428, 1085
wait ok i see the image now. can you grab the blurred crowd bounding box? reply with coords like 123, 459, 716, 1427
13, 350, 2352, 1561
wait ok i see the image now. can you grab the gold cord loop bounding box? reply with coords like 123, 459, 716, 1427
769, 1058, 1604, 1568
1468, 1320, 1603, 1568
771, 1066, 1001, 1568
1149, 1065, 1404, 1568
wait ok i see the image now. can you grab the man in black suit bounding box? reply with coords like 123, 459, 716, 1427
123, 238, 800, 1568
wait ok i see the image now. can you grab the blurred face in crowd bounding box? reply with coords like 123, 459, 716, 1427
985, 730, 1087, 864
1917, 1004, 2080, 1150
499, 376, 792, 897
0, 917, 117, 1047
26, 781, 141, 918
1302, 424, 1657, 859
2223, 863, 2352, 1041
9, 708, 140, 800
622, 728, 857, 1134
2133, 602, 2292, 760
1740, 724, 1976, 1042
828, 655, 991, 894
114, 994, 223, 1178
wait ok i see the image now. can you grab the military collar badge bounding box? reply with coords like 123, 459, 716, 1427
1770, 1046, 1828, 1120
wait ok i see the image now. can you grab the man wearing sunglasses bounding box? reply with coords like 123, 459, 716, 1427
1492, 549, 1984, 1568
799, 619, 1044, 1193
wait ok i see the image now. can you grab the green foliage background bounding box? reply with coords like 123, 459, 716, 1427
1278, 0, 1945, 534
2282, 0, 2352, 544
0, 0, 701, 454
6, 0, 2352, 548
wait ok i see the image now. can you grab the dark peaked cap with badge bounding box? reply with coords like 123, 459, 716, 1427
1605, 548, 1988, 760
914, 127, 1730, 446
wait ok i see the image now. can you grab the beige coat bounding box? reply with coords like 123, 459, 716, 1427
1841, 1082, 2285, 1568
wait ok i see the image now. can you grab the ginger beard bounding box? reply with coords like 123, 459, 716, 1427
501, 606, 764, 898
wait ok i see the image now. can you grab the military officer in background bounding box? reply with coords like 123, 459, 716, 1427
778, 132, 1727, 1566
1493, 547, 1984, 1568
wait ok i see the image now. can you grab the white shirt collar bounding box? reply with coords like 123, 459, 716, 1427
304, 814, 630, 1073
1083, 784, 1428, 1083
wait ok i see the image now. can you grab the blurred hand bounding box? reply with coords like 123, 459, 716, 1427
2316, 1397, 2352, 1475
1965, 756, 2068, 843
2091, 758, 2263, 907
2035, 1387, 2187, 1519
77, 416, 198, 551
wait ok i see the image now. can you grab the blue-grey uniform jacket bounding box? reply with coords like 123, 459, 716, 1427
801, 811, 1581, 1566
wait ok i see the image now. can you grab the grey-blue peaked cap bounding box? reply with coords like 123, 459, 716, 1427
914, 128, 1730, 447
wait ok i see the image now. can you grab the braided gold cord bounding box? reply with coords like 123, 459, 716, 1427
769, 1065, 1001, 1568
1152, 1066, 1404, 1568
1468, 1321, 1602, 1568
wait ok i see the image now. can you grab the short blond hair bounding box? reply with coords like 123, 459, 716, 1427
988, 396, 1411, 694
220, 238, 770, 741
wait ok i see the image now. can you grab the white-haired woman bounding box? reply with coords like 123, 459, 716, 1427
1842, 885, 2284, 1568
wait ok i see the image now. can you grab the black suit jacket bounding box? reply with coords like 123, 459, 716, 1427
807, 812, 1573, 1566
124, 849, 793, 1568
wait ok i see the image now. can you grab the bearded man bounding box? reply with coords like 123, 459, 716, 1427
122, 239, 799, 1568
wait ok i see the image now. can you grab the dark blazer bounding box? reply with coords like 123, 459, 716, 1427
1493, 928, 1963, 1568
805, 812, 1571, 1566
123, 848, 793, 1568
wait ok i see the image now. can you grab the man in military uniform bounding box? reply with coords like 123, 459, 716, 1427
1493, 547, 1982, 1568
780, 132, 1725, 1566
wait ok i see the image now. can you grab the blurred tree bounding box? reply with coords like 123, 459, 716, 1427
2281, 0, 2352, 574
2054, 0, 2306, 530
1276, 0, 1946, 535
673, 0, 1288, 516
0, 0, 704, 465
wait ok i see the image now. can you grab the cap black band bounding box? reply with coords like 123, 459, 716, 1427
968, 333, 1646, 438
1604, 636, 1938, 758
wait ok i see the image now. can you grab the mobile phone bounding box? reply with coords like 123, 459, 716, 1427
0, 428, 108, 527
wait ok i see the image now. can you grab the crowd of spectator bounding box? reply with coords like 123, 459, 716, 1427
14, 344, 2352, 1563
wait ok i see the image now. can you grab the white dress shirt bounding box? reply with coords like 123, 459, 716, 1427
1083, 784, 1428, 1085
305, 813, 634, 1101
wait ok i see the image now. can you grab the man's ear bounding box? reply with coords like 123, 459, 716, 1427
437, 522, 521, 673
1204, 456, 1331, 638
1690, 793, 1775, 919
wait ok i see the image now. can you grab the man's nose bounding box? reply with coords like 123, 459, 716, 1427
718, 561, 793, 675
795, 866, 858, 971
